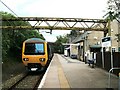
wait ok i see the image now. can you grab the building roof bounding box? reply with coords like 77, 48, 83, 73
72, 32, 88, 43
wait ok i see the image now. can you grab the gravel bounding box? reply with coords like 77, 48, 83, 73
2, 60, 26, 88
2, 73, 25, 89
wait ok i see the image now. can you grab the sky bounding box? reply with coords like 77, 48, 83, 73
0, 0, 108, 42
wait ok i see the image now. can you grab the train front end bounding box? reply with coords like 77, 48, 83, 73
22, 38, 48, 71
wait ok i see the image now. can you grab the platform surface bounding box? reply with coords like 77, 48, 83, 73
38, 54, 118, 89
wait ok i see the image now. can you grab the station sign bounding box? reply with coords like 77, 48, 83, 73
102, 36, 111, 47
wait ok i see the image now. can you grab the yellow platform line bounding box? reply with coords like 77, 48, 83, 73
57, 55, 70, 88
58, 67, 70, 88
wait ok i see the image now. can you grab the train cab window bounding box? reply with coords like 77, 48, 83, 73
24, 43, 45, 55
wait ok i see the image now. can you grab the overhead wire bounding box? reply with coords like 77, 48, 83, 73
0, 0, 18, 17
0, 0, 32, 28
0, 0, 19, 27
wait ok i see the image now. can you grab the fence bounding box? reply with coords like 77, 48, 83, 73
96, 52, 120, 75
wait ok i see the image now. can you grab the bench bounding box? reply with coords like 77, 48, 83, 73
87, 59, 95, 68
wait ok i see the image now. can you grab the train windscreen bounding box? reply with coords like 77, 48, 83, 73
24, 43, 45, 55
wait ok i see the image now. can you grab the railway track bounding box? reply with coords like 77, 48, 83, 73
7, 72, 44, 90
2, 56, 52, 90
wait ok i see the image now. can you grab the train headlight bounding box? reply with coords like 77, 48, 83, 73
39, 58, 45, 62
23, 58, 29, 61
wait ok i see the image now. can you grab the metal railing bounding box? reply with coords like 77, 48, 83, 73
108, 67, 120, 89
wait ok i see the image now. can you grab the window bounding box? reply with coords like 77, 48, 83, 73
24, 43, 45, 55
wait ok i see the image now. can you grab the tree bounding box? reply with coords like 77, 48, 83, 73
107, 0, 120, 22
1, 11, 45, 62
54, 35, 68, 53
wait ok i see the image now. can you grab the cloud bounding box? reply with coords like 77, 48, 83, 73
43, 34, 57, 42
1, 0, 107, 18
39, 30, 70, 42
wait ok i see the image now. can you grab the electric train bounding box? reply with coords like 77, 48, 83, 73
22, 38, 53, 71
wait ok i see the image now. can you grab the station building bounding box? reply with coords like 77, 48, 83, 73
65, 20, 119, 62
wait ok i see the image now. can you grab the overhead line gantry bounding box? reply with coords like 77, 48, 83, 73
1, 17, 109, 35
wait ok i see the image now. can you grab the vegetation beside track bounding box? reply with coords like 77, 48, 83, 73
1, 11, 45, 82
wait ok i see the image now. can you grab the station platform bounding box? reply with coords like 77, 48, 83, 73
38, 54, 118, 89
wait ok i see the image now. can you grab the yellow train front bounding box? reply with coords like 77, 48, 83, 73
22, 38, 53, 71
